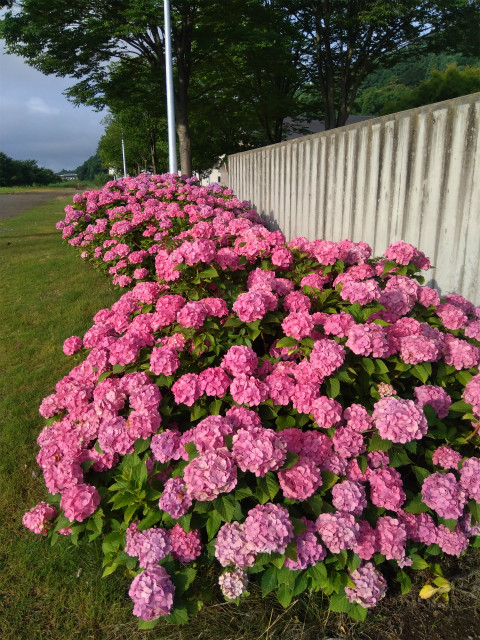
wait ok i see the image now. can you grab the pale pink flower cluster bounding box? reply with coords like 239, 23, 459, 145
244, 503, 294, 554
150, 345, 180, 376
232, 427, 286, 476
459, 457, 480, 502
373, 397, 428, 443
159, 478, 193, 519
368, 467, 406, 512
463, 373, 480, 415
183, 448, 237, 501
414, 385, 451, 418
221, 345, 258, 376
316, 512, 359, 553
218, 569, 249, 600
278, 458, 322, 500
309, 338, 345, 377
129, 566, 175, 620
421, 472, 467, 519
345, 562, 388, 609
215, 522, 258, 568
60, 483, 101, 523
281, 312, 314, 340
125, 522, 172, 568
22, 502, 58, 535
230, 375, 269, 406
331, 480, 367, 515
376, 516, 407, 560
346, 323, 390, 358
432, 446, 462, 470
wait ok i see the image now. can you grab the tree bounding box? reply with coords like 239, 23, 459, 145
380, 63, 480, 114
291, 0, 480, 129
0, 152, 58, 186
76, 154, 108, 182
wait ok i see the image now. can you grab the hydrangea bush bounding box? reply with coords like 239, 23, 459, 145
23, 173, 480, 626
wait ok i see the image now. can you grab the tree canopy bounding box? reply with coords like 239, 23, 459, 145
0, 152, 58, 186
1, 0, 478, 173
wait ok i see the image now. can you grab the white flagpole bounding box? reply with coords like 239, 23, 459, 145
164, 0, 178, 174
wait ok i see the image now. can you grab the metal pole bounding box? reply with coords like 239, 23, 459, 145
164, 0, 177, 174
121, 137, 127, 178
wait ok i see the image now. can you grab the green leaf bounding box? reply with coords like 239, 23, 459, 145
97, 370, 113, 383
412, 466, 430, 484
357, 454, 368, 474
307, 494, 324, 517
326, 376, 340, 398
292, 518, 307, 536
190, 404, 207, 421
275, 414, 296, 429
374, 359, 389, 374
307, 562, 328, 588
138, 619, 159, 629
206, 511, 222, 540
281, 450, 299, 470
165, 606, 189, 625
134, 437, 151, 455
382, 260, 398, 275
234, 486, 253, 501
285, 540, 298, 562
276, 583, 293, 608
410, 554, 429, 570
276, 336, 298, 348
320, 470, 339, 492
329, 592, 351, 613
124, 503, 138, 523
112, 364, 124, 374
257, 472, 280, 501
397, 571, 412, 595
410, 364, 429, 384
293, 571, 309, 596
368, 432, 392, 452
404, 494, 430, 514
449, 400, 473, 413
361, 357, 375, 375
102, 562, 119, 577
198, 266, 219, 279
455, 371, 473, 386
348, 604, 368, 621
209, 398, 223, 415
213, 495, 236, 522
172, 568, 197, 596
184, 441, 199, 461
389, 447, 411, 468
469, 499, 480, 525
261, 567, 278, 596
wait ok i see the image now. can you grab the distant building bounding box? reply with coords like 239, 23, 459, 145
58, 170, 77, 181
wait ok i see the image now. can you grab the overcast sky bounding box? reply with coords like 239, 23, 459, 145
0, 46, 105, 172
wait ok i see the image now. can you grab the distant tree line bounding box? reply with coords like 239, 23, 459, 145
0, 152, 59, 187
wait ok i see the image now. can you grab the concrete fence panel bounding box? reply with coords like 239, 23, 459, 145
227, 93, 480, 304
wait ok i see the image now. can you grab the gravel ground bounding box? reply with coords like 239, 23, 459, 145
0, 189, 78, 222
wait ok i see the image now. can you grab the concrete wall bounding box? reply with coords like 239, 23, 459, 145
228, 93, 480, 305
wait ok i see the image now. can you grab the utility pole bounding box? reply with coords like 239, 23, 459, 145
164, 0, 177, 174
121, 137, 127, 178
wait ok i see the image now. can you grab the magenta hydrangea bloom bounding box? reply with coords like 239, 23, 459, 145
171, 373, 202, 406
221, 345, 258, 376
332, 480, 367, 515
219, 569, 249, 600
343, 403, 372, 432
414, 385, 452, 419
463, 373, 480, 416
459, 457, 480, 502
215, 522, 257, 568
421, 472, 467, 520
309, 338, 345, 377
230, 375, 269, 406
345, 563, 387, 609
284, 523, 326, 570
436, 303, 468, 330
151, 428, 184, 463
150, 345, 180, 376
432, 446, 462, 470
129, 566, 175, 620
183, 448, 237, 501
436, 525, 469, 556
368, 467, 406, 512
375, 516, 406, 561
384, 240, 419, 265
232, 426, 286, 477
232, 291, 271, 322
63, 336, 83, 356
60, 483, 101, 522
159, 478, 193, 519
372, 396, 428, 443
281, 312, 314, 340
169, 523, 202, 562
244, 503, 294, 554
278, 458, 322, 500
198, 367, 232, 397
125, 523, 172, 568
332, 426, 366, 458
312, 396, 343, 428
22, 502, 58, 535
316, 512, 359, 554
352, 520, 377, 560
346, 323, 390, 358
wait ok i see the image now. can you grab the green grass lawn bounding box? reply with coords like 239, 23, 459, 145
0, 197, 478, 640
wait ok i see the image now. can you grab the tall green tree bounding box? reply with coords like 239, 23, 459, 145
291, 0, 480, 129
0, 152, 58, 186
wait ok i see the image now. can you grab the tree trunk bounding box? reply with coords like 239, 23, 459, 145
176, 101, 192, 177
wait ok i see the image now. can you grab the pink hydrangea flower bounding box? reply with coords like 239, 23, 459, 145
169, 523, 202, 562
60, 483, 101, 522
340, 279, 380, 305
232, 291, 272, 322
343, 403, 373, 432
281, 312, 314, 340
443, 334, 480, 370
125, 523, 172, 568
150, 346, 180, 376
459, 457, 480, 502
413, 385, 452, 418
198, 367, 232, 397
352, 520, 377, 560
219, 569, 249, 600
421, 472, 466, 520
183, 448, 237, 501
312, 396, 343, 428
331, 480, 367, 515
463, 373, 480, 415
159, 478, 193, 519
284, 521, 326, 570
372, 397, 428, 443
436, 524, 469, 556
436, 303, 468, 330
384, 241, 419, 265
346, 323, 390, 358
368, 467, 406, 512
215, 522, 257, 568
345, 563, 387, 609
265, 373, 296, 405
309, 338, 345, 377
230, 375, 269, 406
375, 516, 406, 560
432, 446, 462, 470
316, 512, 359, 553
22, 502, 58, 535
221, 345, 258, 376
332, 426, 366, 458
244, 503, 294, 554
171, 373, 202, 406
63, 336, 82, 356
323, 312, 356, 338
283, 291, 312, 313
232, 427, 286, 476
271, 247, 293, 268
278, 458, 322, 500
129, 566, 175, 620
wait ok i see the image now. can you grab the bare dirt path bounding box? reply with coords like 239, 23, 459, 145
0, 189, 79, 221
